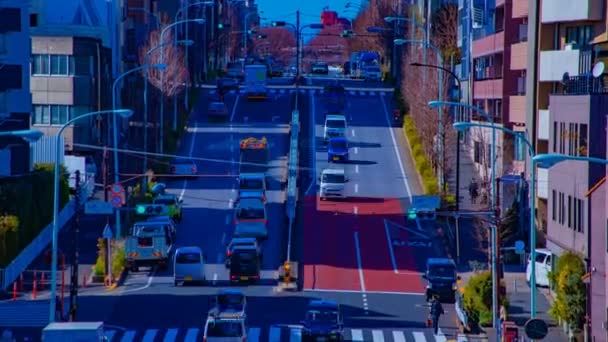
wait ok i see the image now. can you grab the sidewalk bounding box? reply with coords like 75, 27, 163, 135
446, 139, 488, 212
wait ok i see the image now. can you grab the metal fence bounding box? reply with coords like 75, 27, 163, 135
0, 199, 75, 290
30, 135, 65, 165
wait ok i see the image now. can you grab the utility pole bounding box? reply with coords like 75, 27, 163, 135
103, 147, 110, 224
69, 170, 81, 321
296, 10, 300, 77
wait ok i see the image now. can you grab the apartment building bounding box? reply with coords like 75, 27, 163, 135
525, 0, 608, 338
28, 0, 112, 153
0, 1, 33, 176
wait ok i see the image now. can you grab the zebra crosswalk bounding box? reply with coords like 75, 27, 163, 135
103, 326, 470, 342
206, 88, 390, 97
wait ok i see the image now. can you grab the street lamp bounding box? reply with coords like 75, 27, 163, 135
0, 129, 43, 142
144, 40, 193, 181
430, 100, 498, 330
49, 109, 134, 323
394, 39, 444, 190
111, 63, 166, 239
159, 18, 204, 155
385, 16, 427, 62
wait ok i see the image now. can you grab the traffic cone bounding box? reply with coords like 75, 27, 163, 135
32, 280, 37, 299
12, 282, 16, 301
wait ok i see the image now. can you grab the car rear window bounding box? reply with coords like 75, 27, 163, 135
326, 119, 346, 128
330, 140, 348, 150
240, 178, 264, 189
176, 252, 201, 264
236, 207, 264, 220
218, 294, 244, 306
138, 237, 153, 247
206, 321, 243, 337
227, 62, 242, 70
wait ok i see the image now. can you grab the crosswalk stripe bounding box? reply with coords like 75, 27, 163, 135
351, 329, 364, 341
392, 331, 406, 342
163, 328, 178, 342
248, 327, 261, 342
413, 331, 426, 342
370, 91, 376, 96
289, 327, 302, 342
435, 328, 447, 342
184, 328, 199, 342
105, 330, 116, 341
359, 91, 365, 95
120, 330, 136, 342
269, 326, 281, 342
142, 329, 158, 342
372, 330, 384, 342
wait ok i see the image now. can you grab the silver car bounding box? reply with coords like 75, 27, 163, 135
173, 246, 206, 286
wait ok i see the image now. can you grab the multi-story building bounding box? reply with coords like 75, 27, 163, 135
525, 0, 608, 338
0, 0, 33, 176
28, 0, 112, 153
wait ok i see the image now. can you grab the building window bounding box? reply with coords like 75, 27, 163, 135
578, 124, 588, 156
551, 190, 556, 221
567, 195, 572, 228
486, 143, 492, 167
552, 121, 557, 153
474, 141, 481, 163
31, 54, 75, 76
565, 25, 592, 47
29, 14, 38, 27
32, 54, 49, 74
577, 199, 583, 233
33, 104, 71, 125
50, 55, 69, 75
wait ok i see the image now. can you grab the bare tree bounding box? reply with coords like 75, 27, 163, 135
306, 25, 350, 64
226, 5, 243, 61
138, 13, 189, 97
432, 4, 460, 61
254, 27, 296, 65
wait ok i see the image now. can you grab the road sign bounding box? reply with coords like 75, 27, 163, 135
392, 239, 432, 248
525, 318, 548, 340
515, 240, 525, 254
110, 184, 124, 195
84, 200, 114, 215
110, 183, 125, 208
102, 224, 114, 239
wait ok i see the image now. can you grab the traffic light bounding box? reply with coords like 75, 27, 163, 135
247, 29, 257, 35
340, 30, 354, 38
407, 209, 417, 220
272, 21, 286, 27
257, 34, 268, 39
217, 23, 224, 29
135, 204, 168, 216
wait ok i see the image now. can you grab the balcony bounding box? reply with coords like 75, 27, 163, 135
539, 49, 586, 82
541, 0, 604, 23
474, 79, 503, 99
472, 31, 504, 58
509, 95, 526, 124
538, 109, 549, 140
512, 0, 528, 18
510, 41, 528, 70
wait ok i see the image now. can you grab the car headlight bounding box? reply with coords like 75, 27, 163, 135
426, 284, 433, 289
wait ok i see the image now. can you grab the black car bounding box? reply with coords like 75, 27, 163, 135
311, 62, 329, 74
301, 299, 344, 341
423, 258, 460, 302
229, 245, 260, 283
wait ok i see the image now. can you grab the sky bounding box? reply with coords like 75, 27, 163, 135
256, 0, 365, 42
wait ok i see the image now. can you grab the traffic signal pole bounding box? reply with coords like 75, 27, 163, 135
69, 170, 81, 321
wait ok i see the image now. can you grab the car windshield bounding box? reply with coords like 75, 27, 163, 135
306, 309, 338, 323
429, 265, 455, 278
322, 173, 345, 184
330, 140, 348, 150
240, 178, 264, 190
218, 294, 244, 306
175, 252, 201, 264
236, 207, 264, 220
326, 119, 346, 128
206, 321, 243, 337
227, 63, 242, 70
233, 251, 257, 263
154, 198, 176, 206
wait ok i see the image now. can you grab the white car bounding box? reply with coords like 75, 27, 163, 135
324, 115, 347, 143
319, 167, 348, 200
363, 65, 382, 81
173, 246, 206, 286
203, 313, 247, 342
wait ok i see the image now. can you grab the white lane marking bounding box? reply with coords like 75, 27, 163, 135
179, 122, 198, 202
269, 326, 281, 341
384, 220, 398, 274
355, 164, 359, 173
393, 331, 406, 342
351, 329, 364, 341
228, 199, 234, 208
184, 328, 199, 342
230, 95, 240, 122
354, 147, 359, 154
120, 330, 136, 342
362, 292, 369, 313
353, 232, 366, 292
413, 331, 426, 342
289, 327, 302, 342
351, 128, 355, 137
213, 273, 218, 282
354, 183, 359, 193
248, 327, 261, 342
142, 329, 158, 342
225, 215, 231, 225
306, 90, 317, 195
379, 94, 412, 198
353, 206, 358, 215
118, 269, 155, 294
163, 329, 178, 342
435, 328, 448, 341
372, 330, 384, 342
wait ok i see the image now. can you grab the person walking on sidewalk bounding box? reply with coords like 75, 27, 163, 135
429, 295, 444, 335
468, 178, 479, 204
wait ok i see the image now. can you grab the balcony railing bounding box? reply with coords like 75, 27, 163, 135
559, 75, 608, 95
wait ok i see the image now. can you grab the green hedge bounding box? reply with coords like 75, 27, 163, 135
403, 116, 439, 195
549, 251, 586, 329
0, 164, 69, 267
93, 238, 126, 279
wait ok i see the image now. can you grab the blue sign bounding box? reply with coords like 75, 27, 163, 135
515, 240, 525, 254
111, 196, 122, 206
102, 224, 114, 239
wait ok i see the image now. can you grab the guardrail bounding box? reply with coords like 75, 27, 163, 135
0, 200, 76, 290
285, 91, 300, 262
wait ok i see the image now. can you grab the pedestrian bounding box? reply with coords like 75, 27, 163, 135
468, 178, 479, 204
429, 295, 444, 335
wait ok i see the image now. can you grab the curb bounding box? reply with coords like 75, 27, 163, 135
400, 123, 425, 193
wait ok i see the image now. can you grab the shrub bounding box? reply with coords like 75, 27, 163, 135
463, 271, 493, 326
93, 238, 127, 279
403, 115, 440, 195
549, 251, 586, 330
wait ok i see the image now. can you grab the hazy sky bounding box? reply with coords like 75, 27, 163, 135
256, 0, 364, 41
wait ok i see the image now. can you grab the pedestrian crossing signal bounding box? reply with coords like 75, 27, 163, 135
135, 204, 168, 216
407, 209, 417, 220
407, 208, 435, 221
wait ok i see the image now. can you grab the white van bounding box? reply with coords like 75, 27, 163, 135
526, 248, 552, 287
324, 115, 347, 143
174, 246, 207, 286
319, 168, 348, 200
